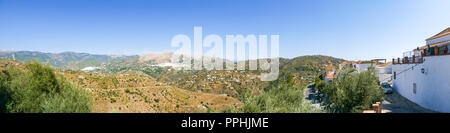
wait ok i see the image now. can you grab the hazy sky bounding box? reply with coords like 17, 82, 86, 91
1, 0, 449, 60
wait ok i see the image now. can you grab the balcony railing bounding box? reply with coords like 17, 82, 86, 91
392, 56, 423, 64
393, 50, 423, 65
393, 43, 449, 65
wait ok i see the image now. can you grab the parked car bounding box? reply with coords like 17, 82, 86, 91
381, 82, 393, 94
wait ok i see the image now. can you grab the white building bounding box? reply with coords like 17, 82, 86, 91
339, 59, 392, 83
392, 27, 450, 112
376, 63, 392, 83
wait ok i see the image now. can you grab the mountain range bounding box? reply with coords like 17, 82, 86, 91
0, 50, 135, 70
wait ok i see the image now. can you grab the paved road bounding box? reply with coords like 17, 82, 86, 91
382, 91, 436, 113
304, 83, 436, 113
303, 84, 322, 110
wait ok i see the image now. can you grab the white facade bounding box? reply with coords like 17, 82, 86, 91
377, 64, 392, 74
377, 64, 392, 83
392, 55, 450, 112
353, 63, 375, 73
427, 34, 450, 45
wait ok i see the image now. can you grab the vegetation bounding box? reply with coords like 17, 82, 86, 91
0, 53, 347, 113
279, 55, 345, 82
317, 67, 383, 113
0, 60, 92, 113
239, 77, 320, 113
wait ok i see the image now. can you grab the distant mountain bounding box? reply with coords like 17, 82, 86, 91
0, 50, 346, 77
0, 50, 135, 70
139, 52, 174, 64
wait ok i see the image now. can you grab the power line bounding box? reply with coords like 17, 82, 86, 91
380, 63, 420, 83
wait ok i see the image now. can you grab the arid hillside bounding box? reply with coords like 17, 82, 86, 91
0, 59, 241, 113
63, 70, 242, 113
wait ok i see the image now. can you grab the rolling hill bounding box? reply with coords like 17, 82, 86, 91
0, 50, 346, 113
0, 59, 241, 113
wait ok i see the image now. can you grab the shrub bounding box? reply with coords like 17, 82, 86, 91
0, 61, 92, 113
240, 82, 320, 113
110, 98, 117, 103
125, 89, 131, 94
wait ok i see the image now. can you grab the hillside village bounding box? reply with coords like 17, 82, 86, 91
1, 28, 449, 113
316, 27, 450, 113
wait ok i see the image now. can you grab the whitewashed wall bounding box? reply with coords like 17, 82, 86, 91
377, 64, 392, 83
356, 64, 374, 73
427, 34, 450, 45
392, 55, 450, 112
377, 64, 392, 74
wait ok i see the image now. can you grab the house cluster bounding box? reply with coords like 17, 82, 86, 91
325, 59, 393, 83
324, 61, 336, 81
391, 27, 450, 112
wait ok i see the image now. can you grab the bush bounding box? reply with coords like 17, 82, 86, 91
0, 61, 92, 113
319, 67, 383, 113
240, 82, 320, 113
125, 89, 131, 94
110, 98, 117, 103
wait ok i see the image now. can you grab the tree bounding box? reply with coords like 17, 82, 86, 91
0, 60, 92, 113
241, 81, 320, 113
319, 67, 383, 113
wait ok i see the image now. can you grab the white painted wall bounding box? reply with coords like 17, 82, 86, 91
377, 64, 392, 74
378, 74, 392, 83
377, 64, 392, 83
392, 55, 450, 112
355, 63, 374, 73
427, 34, 450, 45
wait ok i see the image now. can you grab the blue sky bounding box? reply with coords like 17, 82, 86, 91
1, 0, 449, 60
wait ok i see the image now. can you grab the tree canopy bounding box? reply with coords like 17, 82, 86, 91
318, 67, 383, 113
0, 61, 92, 113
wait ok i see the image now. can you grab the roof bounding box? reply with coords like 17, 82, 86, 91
326, 73, 334, 79
340, 61, 353, 64
371, 59, 386, 62
426, 27, 450, 41
377, 62, 391, 67
419, 40, 450, 50
325, 72, 335, 79
355, 60, 375, 64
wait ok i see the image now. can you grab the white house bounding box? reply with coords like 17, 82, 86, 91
392, 27, 450, 112
340, 59, 392, 83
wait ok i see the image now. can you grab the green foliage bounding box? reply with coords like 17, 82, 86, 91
314, 77, 322, 91
110, 97, 117, 103
0, 61, 92, 113
240, 82, 320, 113
125, 88, 131, 94
279, 55, 345, 82
319, 67, 384, 113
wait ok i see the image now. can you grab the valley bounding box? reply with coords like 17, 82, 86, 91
0, 50, 345, 113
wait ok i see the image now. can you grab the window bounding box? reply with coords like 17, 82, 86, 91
393, 72, 396, 80
413, 83, 417, 94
